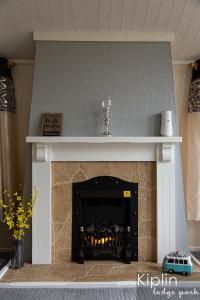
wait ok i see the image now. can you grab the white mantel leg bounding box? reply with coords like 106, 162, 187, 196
32, 143, 51, 264
156, 144, 176, 263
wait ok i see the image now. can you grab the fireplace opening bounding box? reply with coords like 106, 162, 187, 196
72, 176, 138, 264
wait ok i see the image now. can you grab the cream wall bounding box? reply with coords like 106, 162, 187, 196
0, 64, 34, 251
173, 65, 191, 192
173, 64, 200, 250
12, 64, 34, 185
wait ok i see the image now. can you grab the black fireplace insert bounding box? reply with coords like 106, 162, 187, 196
72, 176, 138, 264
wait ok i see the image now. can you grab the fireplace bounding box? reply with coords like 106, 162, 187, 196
72, 176, 138, 264
27, 136, 181, 264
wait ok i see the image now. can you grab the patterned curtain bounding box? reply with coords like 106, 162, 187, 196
187, 59, 200, 220
0, 57, 18, 220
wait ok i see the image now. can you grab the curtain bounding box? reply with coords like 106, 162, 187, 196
187, 59, 200, 220
0, 58, 18, 220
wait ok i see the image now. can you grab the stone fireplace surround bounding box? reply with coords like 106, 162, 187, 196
52, 161, 155, 263
27, 136, 182, 265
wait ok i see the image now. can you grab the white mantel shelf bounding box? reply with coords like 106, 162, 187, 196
26, 136, 182, 144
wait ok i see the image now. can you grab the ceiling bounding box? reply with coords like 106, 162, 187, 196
1, 0, 200, 61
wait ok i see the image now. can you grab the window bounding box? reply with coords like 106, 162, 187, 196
168, 259, 174, 263
179, 260, 183, 264
175, 259, 178, 264
184, 260, 188, 265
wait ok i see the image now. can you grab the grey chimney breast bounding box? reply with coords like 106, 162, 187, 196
29, 41, 177, 137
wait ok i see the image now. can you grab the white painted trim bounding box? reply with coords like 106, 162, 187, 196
190, 252, 200, 268
26, 136, 182, 144
1, 281, 200, 288
156, 144, 176, 263
50, 143, 156, 161
173, 61, 193, 65
7, 59, 193, 66
0, 281, 136, 288
32, 144, 51, 264
189, 247, 200, 252
0, 260, 10, 280
33, 31, 174, 42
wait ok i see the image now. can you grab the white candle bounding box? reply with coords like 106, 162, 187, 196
101, 100, 105, 108
108, 98, 112, 107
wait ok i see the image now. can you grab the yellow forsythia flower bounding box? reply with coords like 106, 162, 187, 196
17, 206, 24, 214
0, 187, 37, 240
0, 200, 7, 209
7, 219, 14, 229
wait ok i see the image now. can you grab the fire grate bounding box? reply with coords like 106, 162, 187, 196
72, 176, 138, 264
84, 223, 125, 248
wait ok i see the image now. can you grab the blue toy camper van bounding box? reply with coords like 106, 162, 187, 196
163, 251, 193, 275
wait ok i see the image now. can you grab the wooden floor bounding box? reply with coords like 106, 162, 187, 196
1, 261, 200, 282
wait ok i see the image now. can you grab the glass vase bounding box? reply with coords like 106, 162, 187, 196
10, 239, 24, 269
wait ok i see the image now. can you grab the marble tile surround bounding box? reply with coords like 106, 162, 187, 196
51, 162, 156, 263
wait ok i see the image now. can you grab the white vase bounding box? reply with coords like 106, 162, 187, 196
160, 111, 173, 136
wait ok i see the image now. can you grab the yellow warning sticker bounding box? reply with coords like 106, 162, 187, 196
123, 191, 131, 197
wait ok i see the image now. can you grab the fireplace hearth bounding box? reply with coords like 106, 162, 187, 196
72, 176, 138, 264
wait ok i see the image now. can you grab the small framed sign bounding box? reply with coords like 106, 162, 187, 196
41, 113, 63, 136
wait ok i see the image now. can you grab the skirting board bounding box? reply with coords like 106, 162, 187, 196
1, 281, 200, 288
0, 281, 136, 288
189, 247, 200, 252
0, 260, 10, 280
190, 252, 200, 268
